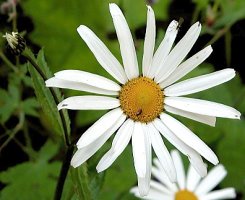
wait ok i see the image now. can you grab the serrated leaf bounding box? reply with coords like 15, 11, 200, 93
28, 60, 64, 137
36, 48, 71, 136
27, 49, 70, 138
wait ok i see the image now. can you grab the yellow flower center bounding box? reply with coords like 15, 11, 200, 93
119, 77, 163, 123
175, 190, 198, 200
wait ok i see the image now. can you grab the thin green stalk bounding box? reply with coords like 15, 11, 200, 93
23, 122, 37, 160
234, 87, 245, 108
0, 50, 18, 72
225, 29, 232, 67
205, 25, 230, 47
12, 4, 17, 32
54, 145, 75, 200
212, 0, 220, 13
191, 6, 200, 24
0, 112, 25, 152
11, 134, 37, 160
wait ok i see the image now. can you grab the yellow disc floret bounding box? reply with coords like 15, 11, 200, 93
119, 77, 163, 123
175, 190, 198, 200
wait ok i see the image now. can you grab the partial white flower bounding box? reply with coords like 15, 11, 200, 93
131, 150, 236, 200
45, 3, 241, 196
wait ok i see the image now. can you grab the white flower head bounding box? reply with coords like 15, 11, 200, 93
46, 3, 241, 196
131, 150, 236, 200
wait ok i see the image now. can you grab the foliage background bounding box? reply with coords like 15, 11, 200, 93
0, 0, 245, 199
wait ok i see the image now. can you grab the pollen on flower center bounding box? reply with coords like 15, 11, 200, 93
119, 77, 163, 123
175, 190, 198, 200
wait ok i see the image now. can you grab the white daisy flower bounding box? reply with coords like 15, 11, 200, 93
46, 3, 240, 196
131, 150, 236, 200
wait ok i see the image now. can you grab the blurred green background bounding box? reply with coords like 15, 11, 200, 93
0, 0, 245, 199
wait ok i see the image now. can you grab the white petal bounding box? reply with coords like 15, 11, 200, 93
142, 6, 156, 77
188, 153, 207, 178
109, 3, 139, 80
171, 150, 186, 190
58, 96, 120, 110
153, 119, 207, 177
186, 165, 201, 191
159, 45, 213, 88
155, 22, 202, 83
77, 25, 128, 84
200, 188, 236, 200
130, 186, 173, 200
165, 105, 216, 126
164, 69, 236, 96
96, 119, 134, 172
152, 162, 178, 192
132, 123, 152, 196
165, 97, 241, 119
149, 20, 178, 78
132, 122, 146, 177
71, 114, 126, 168
160, 113, 218, 165
148, 124, 176, 182
76, 108, 124, 148
54, 70, 121, 91
150, 180, 172, 195
195, 165, 227, 195
45, 77, 118, 96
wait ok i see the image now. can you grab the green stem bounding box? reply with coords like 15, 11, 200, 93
23, 51, 71, 147
0, 50, 18, 72
225, 29, 232, 67
212, 0, 220, 13
234, 87, 245, 108
23, 122, 37, 160
12, 4, 17, 32
11, 134, 37, 160
205, 26, 230, 47
191, 6, 200, 24
54, 145, 75, 200
0, 112, 25, 152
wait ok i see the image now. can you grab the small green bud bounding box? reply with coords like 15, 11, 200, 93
3, 32, 26, 55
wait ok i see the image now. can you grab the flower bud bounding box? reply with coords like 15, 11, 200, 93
3, 32, 26, 55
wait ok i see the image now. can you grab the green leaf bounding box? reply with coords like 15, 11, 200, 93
0, 140, 61, 200
217, 120, 245, 194
0, 84, 19, 124
27, 52, 64, 137
26, 48, 70, 139
70, 164, 92, 200
214, 0, 245, 28
99, 146, 136, 200
36, 48, 71, 138
22, 97, 39, 117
